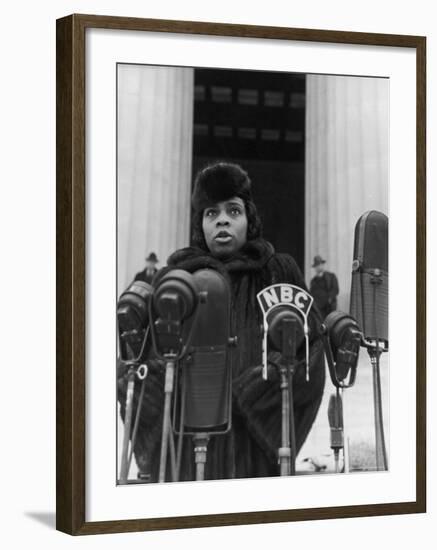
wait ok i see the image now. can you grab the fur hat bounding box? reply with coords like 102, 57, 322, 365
192, 162, 253, 212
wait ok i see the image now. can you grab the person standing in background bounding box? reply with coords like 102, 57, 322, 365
310, 255, 339, 318
134, 252, 159, 285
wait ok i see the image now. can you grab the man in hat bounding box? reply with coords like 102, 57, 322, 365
118, 162, 325, 482
310, 255, 339, 319
134, 252, 159, 285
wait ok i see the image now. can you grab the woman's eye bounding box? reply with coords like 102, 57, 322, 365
205, 209, 216, 218
230, 208, 241, 215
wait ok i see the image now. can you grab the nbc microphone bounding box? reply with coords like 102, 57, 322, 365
257, 284, 314, 476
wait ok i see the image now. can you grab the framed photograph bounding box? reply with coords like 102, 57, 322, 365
56, 14, 426, 535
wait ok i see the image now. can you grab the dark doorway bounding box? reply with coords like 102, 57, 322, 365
191, 68, 306, 270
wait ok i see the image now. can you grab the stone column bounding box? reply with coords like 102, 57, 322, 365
117, 65, 194, 294
305, 75, 389, 311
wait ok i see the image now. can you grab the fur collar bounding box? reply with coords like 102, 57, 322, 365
167, 238, 275, 274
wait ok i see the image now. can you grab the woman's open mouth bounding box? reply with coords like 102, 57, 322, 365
214, 231, 232, 244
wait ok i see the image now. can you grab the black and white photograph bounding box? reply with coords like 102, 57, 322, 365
116, 64, 389, 484
2, 0, 433, 545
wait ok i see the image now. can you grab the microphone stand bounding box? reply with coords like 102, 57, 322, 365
278, 317, 298, 476
193, 433, 209, 481
150, 298, 203, 483
119, 364, 137, 484
118, 337, 149, 485
367, 269, 388, 471
367, 341, 388, 471
158, 356, 178, 483
341, 389, 350, 473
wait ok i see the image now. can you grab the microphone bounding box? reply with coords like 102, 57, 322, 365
151, 269, 198, 357
257, 284, 314, 476
350, 210, 389, 470
179, 269, 233, 432
257, 284, 313, 380
117, 280, 152, 360
117, 280, 153, 484
350, 210, 388, 348
267, 306, 305, 354
150, 269, 200, 482
324, 311, 361, 386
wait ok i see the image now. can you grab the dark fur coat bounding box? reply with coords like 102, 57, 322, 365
118, 239, 325, 481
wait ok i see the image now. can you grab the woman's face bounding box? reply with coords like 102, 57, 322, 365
202, 197, 248, 258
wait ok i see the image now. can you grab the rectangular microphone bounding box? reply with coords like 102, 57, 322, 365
350, 210, 388, 346
179, 269, 232, 433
